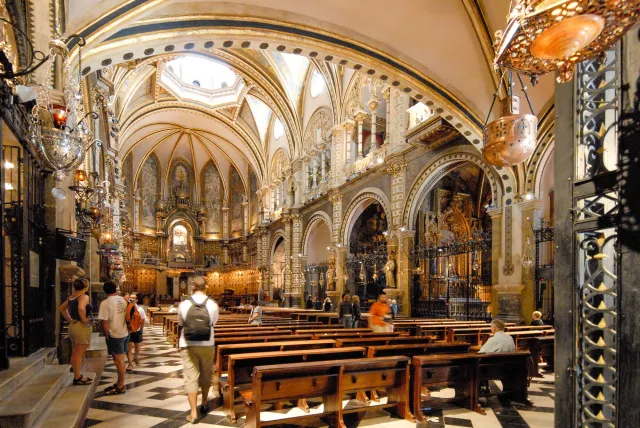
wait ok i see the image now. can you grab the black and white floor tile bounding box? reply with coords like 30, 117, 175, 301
84, 326, 554, 428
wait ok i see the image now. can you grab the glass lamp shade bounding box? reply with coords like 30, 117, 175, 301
51, 104, 69, 129
482, 114, 538, 167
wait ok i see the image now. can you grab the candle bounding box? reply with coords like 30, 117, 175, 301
51, 104, 68, 129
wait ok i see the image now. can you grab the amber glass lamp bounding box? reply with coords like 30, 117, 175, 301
493, 0, 640, 82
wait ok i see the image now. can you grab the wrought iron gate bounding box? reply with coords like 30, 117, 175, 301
534, 220, 554, 323
410, 231, 492, 320
2, 144, 47, 357
555, 37, 640, 427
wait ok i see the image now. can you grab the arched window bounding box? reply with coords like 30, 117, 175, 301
273, 118, 284, 139
310, 70, 325, 97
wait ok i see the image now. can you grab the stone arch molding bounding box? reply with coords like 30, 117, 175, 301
403, 149, 508, 228
303, 106, 333, 153
270, 228, 287, 258
302, 211, 333, 256
341, 188, 393, 247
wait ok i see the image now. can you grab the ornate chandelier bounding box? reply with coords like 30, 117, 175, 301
493, 0, 640, 82
28, 36, 108, 199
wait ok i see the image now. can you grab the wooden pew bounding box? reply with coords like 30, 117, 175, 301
527, 336, 554, 377
241, 356, 412, 428
295, 328, 371, 335
284, 324, 345, 331
335, 336, 434, 348
223, 347, 366, 422
367, 342, 471, 358
311, 332, 402, 340
477, 351, 532, 410
215, 330, 292, 338
446, 327, 492, 345
506, 325, 554, 332
215, 334, 314, 348
410, 354, 481, 421
215, 340, 336, 376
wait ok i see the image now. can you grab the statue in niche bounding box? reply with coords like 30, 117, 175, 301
326, 250, 336, 291
384, 250, 397, 288
424, 213, 441, 247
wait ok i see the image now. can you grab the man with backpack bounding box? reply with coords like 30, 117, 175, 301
125, 293, 146, 371
178, 276, 219, 424
98, 281, 129, 396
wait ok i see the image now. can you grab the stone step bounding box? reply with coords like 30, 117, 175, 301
0, 348, 56, 403
85, 333, 107, 358
0, 365, 71, 428
32, 371, 98, 428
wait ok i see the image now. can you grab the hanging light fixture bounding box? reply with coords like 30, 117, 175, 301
493, 0, 640, 83
482, 71, 538, 167
28, 35, 107, 199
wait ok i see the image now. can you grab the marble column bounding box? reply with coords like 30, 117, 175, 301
312, 155, 318, 188
383, 86, 390, 146
222, 206, 229, 238
241, 201, 249, 236
355, 111, 367, 160
330, 126, 344, 186
369, 99, 379, 150
344, 120, 355, 165
518, 199, 543, 323
320, 147, 326, 182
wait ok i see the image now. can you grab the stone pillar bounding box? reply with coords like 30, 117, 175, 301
312, 155, 318, 188
369, 99, 379, 150
355, 111, 367, 160
283, 213, 292, 304
291, 212, 303, 306
133, 193, 141, 232
388, 89, 410, 153
242, 201, 249, 236
330, 126, 344, 187
286, 179, 295, 207
344, 120, 355, 165
320, 147, 326, 181
222, 206, 229, 238
494, 284, 525, 324
222, 243, 229, 266
386, 156, 408, 230
383, 86, 390, 146
334, 245, 348, 307
518, 199, 543, 323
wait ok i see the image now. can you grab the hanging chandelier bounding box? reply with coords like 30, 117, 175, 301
28, 35, 107, 199
493, 0, 640, 83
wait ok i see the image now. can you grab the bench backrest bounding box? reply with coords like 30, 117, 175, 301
216, 339, 336, 373
367, 342, 470, 358
229, 347, 366, 386
295, 328, 371, 334
215, 329, 292, 338
336, 336, 434, 347
215, 334, 313, 347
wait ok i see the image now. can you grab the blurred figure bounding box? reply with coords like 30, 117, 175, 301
351, 295, 362, 328
323, 297, 333, 312
305, 295, 313, 309
338, 293, 353, 328
389, 299, 398, 319
369, 292, 391, 333
248, 300, 263, 325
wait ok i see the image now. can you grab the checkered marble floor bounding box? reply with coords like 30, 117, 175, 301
84, 326, 554, 428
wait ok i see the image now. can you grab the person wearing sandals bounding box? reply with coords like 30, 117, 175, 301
59, 278, 94, 386
178, 276, 219, 424
98, 281, 129, 396
126, 293, 146, 372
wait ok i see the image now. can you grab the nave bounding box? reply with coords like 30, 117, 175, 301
83, 320, 554, 428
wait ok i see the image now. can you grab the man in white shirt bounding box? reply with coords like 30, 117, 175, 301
479, 319, 516, 353
127, 293, 146, 370
178, 276, 219, 424
98, 281, 129, 395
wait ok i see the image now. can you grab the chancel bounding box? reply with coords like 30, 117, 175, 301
0, 1, 638, 427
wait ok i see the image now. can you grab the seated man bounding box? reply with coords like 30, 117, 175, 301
479, 319, 515, 353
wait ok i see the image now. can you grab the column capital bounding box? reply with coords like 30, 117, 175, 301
486, 207, 503, 219
342, 118, 356, 133
328, 191, 342, 204
368, 99, 379, 112
382, 86, 391, 100
354, 110, 368, 123
386, 156, 407, 179
517, 198, 543, 213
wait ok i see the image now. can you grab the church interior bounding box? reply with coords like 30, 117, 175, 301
0, 0, 638, 427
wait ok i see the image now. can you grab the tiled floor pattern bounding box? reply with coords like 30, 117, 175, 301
84, 326, 554, 427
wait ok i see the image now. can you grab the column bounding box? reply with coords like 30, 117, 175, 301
383, 86, 390, 146
329, 190, 344, 304
518, 198, 543, 323
344, 120, 355, 165
312, 155, 318, 188
222, 206, 229, 238
291, 212, 303, 306
355, 111, 367, 160
369, 99, 379, 150
320, 147, 326, 181
291, 159, 303, 207
330, 125, 344, 186
241, 201, 249, 236
396, 230, 414, 316
286, 179, 295, 207
283, 214, 292, 303
133, 192, 141, 232
388, 89, 410, 154
386, 156, 407, 229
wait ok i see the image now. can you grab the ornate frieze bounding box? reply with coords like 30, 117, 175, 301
502, 206, 514, 276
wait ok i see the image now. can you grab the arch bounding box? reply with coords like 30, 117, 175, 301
403, 148, 506, 228
72, 11, 487, 147
340, 188, 393, 247
164, 208, 200, 237
270, 148, 290, 182
270, 229, 287, 257
166, 217, 197, 263
302, 106, 333, 153
525, 123, 555, 198
302, 211, 333, 257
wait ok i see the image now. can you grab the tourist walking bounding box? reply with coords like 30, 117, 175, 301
98, 281, 129, 395
369, 292, 392, 333
248, 299, 263, 325
351, 295, 362, 328
178, 276, 219, 424
59, 278, 93, 385
338, 293, 353, 328
126, 293, 146, 371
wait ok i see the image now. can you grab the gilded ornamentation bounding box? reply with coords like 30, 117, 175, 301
503, 206, 514, 276
386, 158, 407, 179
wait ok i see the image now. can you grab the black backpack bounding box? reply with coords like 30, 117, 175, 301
183, 297, 211, 341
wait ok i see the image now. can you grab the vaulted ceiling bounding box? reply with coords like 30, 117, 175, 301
67, 0, 555, 192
